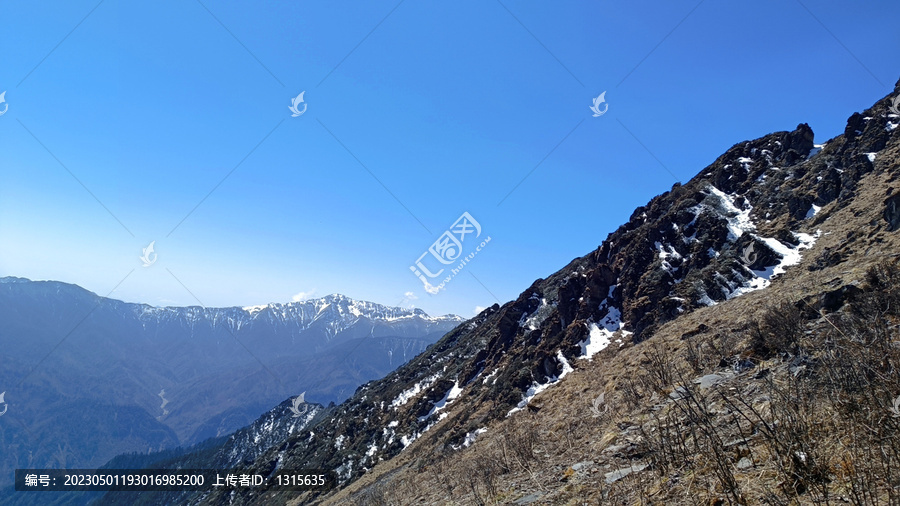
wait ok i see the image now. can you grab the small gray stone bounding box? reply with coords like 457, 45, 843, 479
604, 463, 648, 484
572, 461, 592, 472
695, 374, 726, 389
669, 386, 689, 400
515, 492, 543, 504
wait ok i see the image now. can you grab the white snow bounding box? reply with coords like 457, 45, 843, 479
507, 350, 576, 416
457, 428, 487, 449
887, 122, 898, 132
579, 302, 631, 360
866, 152, 877, 162
761, 232, 817, 275
669, 296, 686, 314
728, 231, 820, 298
400, 414, 446, 450
507, 380, 554, 416
697, 290, 717, 307
692, 184, 819, 301
706, 185, 755, 241
446, 381, 464, 401
448, 427, 488, 450
418, 380, 464, 421
391, 373, 441, 408
807, 144, 825, 159
582, 322, 611, 357
482, 368, 500, 385
557, 350, 574, 378
805, 204, 821, 219
519, 297, 555, 331
335, 461, 353, 482
655, 242, 682, 273
157, 389, 169, 417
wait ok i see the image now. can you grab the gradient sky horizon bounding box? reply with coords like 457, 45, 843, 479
1, 0, 898, 318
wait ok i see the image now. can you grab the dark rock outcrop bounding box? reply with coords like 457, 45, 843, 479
885, 193, 900, 231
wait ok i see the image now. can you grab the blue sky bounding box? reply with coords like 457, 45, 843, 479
1, 0, 898, 318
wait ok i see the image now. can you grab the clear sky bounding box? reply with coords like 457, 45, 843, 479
1, 0, 898, 318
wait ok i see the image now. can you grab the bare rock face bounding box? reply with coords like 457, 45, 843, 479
885, 192, 900, 231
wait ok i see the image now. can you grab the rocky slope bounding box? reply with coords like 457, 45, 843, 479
108, 78, 900, 505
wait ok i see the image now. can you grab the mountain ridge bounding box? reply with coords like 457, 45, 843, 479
0, 277, 462, 328
0, 279, 464, 493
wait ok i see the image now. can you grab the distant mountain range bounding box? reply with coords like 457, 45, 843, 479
0, 280, 463, 491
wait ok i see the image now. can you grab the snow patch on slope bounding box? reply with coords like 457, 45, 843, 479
399, 414, 446, 450
728, 231, 820, 299
579, 296, 631, 360
688, 184, 821, 307
655, 242, 682, 273
808, 144, 825, 159
418, 380, 463, 421
452, 428, 488, 450
519, 296, 555, 331
482, 368, 500, 385
391, 373, 441, 408
805, 204, 821, 219
507, 350, 575, 416
705, 185, 755, 240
